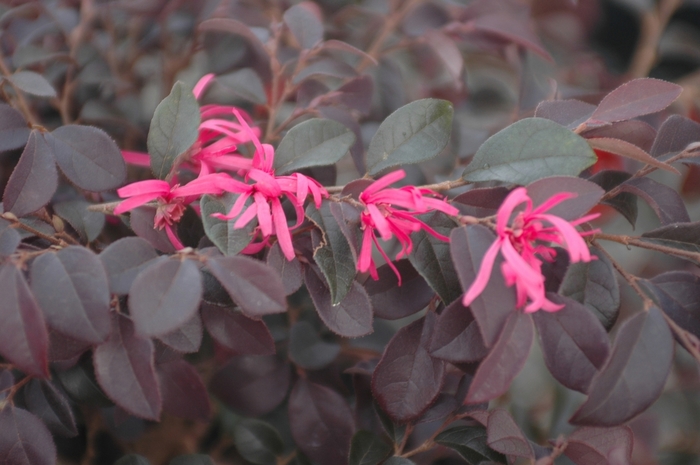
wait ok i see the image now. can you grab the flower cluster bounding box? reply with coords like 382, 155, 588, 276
462, 187, 598, 312
115, 75, 325, 258
356, 170, 459, 284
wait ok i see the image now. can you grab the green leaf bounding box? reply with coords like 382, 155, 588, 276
462, 117, 597, 185
8, 70, 56, 97
233, 419, 285, 465
349, 430, 392, 465
306, 201, 357, 305
53, 200, 105, 242
218, 68, 268, 105
407, 212, 461, 304
366, 99, 453, 175
275, 119, 356, 175
200, 194, 253, 256
148, 81, 200, 179
434, 426, 506, 464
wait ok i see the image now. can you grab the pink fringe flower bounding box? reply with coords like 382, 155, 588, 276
113, 173, 230, 249
357, 169, 460, 285
462, 187, 599, 313
122, 74, 259, 176
212, 110, 328, 261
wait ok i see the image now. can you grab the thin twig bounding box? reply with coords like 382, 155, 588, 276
2, 213, 63, 246
0, 51, 38, 125
627, 0, 684, 78
594, 232, 700, 264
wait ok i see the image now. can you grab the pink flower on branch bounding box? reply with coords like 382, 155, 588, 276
114, 173, 230, 249
462, 187, 598, 313
211, 111, 328, 261
121, 74, 259, 176
357, 170, 460, 285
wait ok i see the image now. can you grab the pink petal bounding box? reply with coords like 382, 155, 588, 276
358, 228, 375, 274
227, 191, 252, 219
113, 193, 161, 215
254, 192, 273, 236
295, 173, 309, 204
538, 214, 591, 262
122, 150, 151, 167
500, 239, 542, 287
233, 202, 258, 228
193, 73, 216, 99
496, 187, 531, 236
372, 234, 403, 285
117, 180, 170, 198
462, 238, 504, 307
271, 198, 295, 260
530, 192, 577, 215
367, 204, 392, 240
361, 170, 406, 200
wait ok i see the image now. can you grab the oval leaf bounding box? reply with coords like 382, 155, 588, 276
434, 426, 506, 464
201, 303, 275, 356
275, 118, 355, 175
200, 194, 254, 256
157, 313, 203, 354
463, 118, 597, 185
289, 378, 356, 465
533, 294, 610, 393
589, 78, 682, 124
0, 407, 56, 465
486, 409, 534, 459
283, 2, 323, 49
428, 299, 489, 363
8, 70, 56, 97
570, 307, 673, 426
0, 263, 49, 378
99, 237, 159, 295
210, 355, 291, 416
365, 260, 434, 320
450, 225, 517, 347
587, 137, 679, 174
4, 131, 57, 217
266, 242, 303, 295
619, 177, 690, 226
148, 81, 200, 179
53, 200, 105, 242
233, 419, 284, 465
289, 321, 340, 370
206, 256, 286, 318
0, 103, 29, 152
30, 247, 111, 344
564, 426, 633, 465
24, 379, 78, 437
372, 316, 445, 423
366, 99, 453, 175
348, 430, 392, 465
94, 313, 161, 420
218, 68, 268, 105
129, 258, 202, 337
526, 176, 604, 221
157, 358, 211, 422
304, 266, 373, 338
465, 311, 534, 404
47, 125, 126, 191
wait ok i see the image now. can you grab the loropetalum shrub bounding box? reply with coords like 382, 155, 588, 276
2, 1, 700, 464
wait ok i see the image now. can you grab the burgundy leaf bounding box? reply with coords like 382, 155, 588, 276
582, 120, 656, 152
318, 105, 365, 174
0, 103, 30, 152
267, 242, 303, 295
289, 321, 340, 370
588, 170, 638, 227
129, 207, 177, 253
157, 312, 203, 354
99, 237, 159, 295
48, 329, 91, 363
46, 125, 126, 191
0, 263, 49, 378
322, 40, 378, 67
129, 258, 202, 337
429, 299, 489, 363
94, 313, 161, 421
0, 218, 20, 256
453, 186, 510, 218
206, 255, 287, 318
372, 315, 445, 423
450, 225, 517, 347
526, 176, 604, 221
201, 303, 275, 356
471, 14, 552, 60
466, 311, 534, 404
30, 247, 111, 344
210, 355, 291, 416
416, 369, 470, 424
157, 358, 211, 422
425, 30, 463, 82
0, 370, 13, 401
651, 114, 700, 158
283, 2, 323, 49
533, 294, 610, 393
289, 379, 355, 465
534, 99, 595, 129
486, 409, 534, 459
647, 271, 700, 338
589, 78, 682, 123
304, 266, 373, 338
3, 131, 57, 217
24, 379, 77, 437
334, 75, 374, 114
587, 138, 678, 174
365, 260, 434, 320
618, 177, 690, 225
0, 406, 56, 465
564, 426, 633, 465
570, 307, 673, 426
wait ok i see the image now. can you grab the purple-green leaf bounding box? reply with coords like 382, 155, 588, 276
589, 78, 682, 124
201, 303, 275, 356
0, 407, 56, 465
